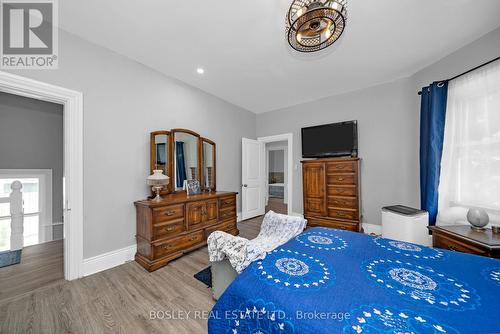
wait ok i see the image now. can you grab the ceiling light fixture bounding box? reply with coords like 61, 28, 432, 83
196, 68, 205, 74
286, 0, 347, 53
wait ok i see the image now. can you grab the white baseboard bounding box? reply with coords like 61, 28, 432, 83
363, 223, 382, 236
82, 244, 136, 277
237, 212, 242, 222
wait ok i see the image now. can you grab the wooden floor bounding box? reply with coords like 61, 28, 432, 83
0, 217, 263, 334
0, 239, 64, 302
265, 197, 287, 214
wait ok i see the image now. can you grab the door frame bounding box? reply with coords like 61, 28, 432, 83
0, 71, 83, 281
257, 133, 293, 216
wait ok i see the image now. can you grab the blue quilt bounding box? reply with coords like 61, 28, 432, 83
208, 227, 500, 334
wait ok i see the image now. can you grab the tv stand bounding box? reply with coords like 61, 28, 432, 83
301, 157, 361, 232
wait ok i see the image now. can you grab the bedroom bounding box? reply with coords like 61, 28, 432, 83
0, 0, 499, 333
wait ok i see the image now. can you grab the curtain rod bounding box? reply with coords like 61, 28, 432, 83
417, 56, 500, 95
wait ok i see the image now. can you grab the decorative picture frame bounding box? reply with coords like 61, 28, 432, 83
186, 179, 202, 196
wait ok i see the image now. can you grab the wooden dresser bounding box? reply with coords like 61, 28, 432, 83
302, 157, 362, 232
134, 191, 238, 271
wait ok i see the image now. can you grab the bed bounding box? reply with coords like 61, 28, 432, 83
208, 227, 500, 334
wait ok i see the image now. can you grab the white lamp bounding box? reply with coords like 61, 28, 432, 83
147, 170, 170, 202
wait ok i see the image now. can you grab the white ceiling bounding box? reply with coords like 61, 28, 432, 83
59, 0, 500, 113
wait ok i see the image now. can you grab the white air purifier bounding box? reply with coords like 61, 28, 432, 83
382, 205, 429, 246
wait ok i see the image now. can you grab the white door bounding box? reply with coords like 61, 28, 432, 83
241, 138, 265, 220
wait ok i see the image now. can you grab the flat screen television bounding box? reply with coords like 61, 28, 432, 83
301, 120, 358, 158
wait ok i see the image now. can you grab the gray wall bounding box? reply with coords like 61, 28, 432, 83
0, 92, 64, 240
257, 78, 418, 225
256, 27, 500, 226
412, 27, 500, 92
7, 30, 256, 259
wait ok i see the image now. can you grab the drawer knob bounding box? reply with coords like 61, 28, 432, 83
161, 244, 171, 249
448, 246, 457, 251
164, 226, 175, 232
189, 237, 197, 242
337, 177, 345, 181
336, 165, 346, 169
337, 189, 345, 193
165, 211, 175, 216
223, 201, 232, 205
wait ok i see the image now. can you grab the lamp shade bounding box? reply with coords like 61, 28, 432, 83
147, 170, 170, 186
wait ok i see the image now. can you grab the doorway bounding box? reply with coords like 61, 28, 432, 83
0, 71, 83, 281
0, 92, 64, 301
241, 133, 293, 220
266, 143, 288, 214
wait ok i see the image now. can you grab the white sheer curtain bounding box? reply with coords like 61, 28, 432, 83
437, 60, 500, 226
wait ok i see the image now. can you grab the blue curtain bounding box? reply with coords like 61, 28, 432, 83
175, 141, 186, 188
419, 81, 448, 226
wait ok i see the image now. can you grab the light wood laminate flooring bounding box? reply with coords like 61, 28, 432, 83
0, 217, 263, 334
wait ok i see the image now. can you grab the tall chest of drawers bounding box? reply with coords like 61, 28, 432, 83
302, 158, 362, 232
134, 191, 238, 271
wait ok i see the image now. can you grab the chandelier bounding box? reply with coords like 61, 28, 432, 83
286, 0, 347, 53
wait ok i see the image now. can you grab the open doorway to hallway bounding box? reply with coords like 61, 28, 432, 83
265, 142, 288, 215
0, 92, 64, 301
241, 133, 293, 221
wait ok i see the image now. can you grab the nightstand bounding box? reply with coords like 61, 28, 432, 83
429, 225, 500, 258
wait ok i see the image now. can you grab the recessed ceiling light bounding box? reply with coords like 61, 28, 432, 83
196, 68, 205, 74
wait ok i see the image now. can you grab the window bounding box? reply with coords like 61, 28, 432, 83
0, 170, 52, 251
437, 60, 500, 225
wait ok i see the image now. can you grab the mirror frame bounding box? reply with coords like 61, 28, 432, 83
171, 128, 202, 192
201, 137, 217, 192
150, 130, 173, 194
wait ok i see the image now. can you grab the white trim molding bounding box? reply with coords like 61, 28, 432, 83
363, 223, 382, 236
83, 245, 136, 277
0, 71, 84, 280
257, 133, 294, 217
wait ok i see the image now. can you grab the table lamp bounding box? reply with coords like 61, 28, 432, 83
147, 170, 169, 202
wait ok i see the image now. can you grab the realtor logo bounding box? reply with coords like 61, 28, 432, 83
1, 0, 58, 69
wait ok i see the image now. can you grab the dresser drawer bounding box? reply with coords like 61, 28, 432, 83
326, 161, 356, 173
152, 218, 185, 240
433, 233, 488, 256
152, 204, 184, 223
328, 185, 357, 197
328, 208, 358, 220
219, 196, 236, 209
328, 196, 358, 209
306, 217, 358, 232
327, 173, 356, 185
153, 231, 204, 259
219, 208, 236, 221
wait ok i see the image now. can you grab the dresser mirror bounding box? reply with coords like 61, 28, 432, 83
149, 128, 216, 195
150, 131, 172, 193
202, 138, 216, 191
172, 129, 201, 191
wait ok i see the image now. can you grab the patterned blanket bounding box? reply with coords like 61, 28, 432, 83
208, 227, 500, 334
207, 211, 307, 273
